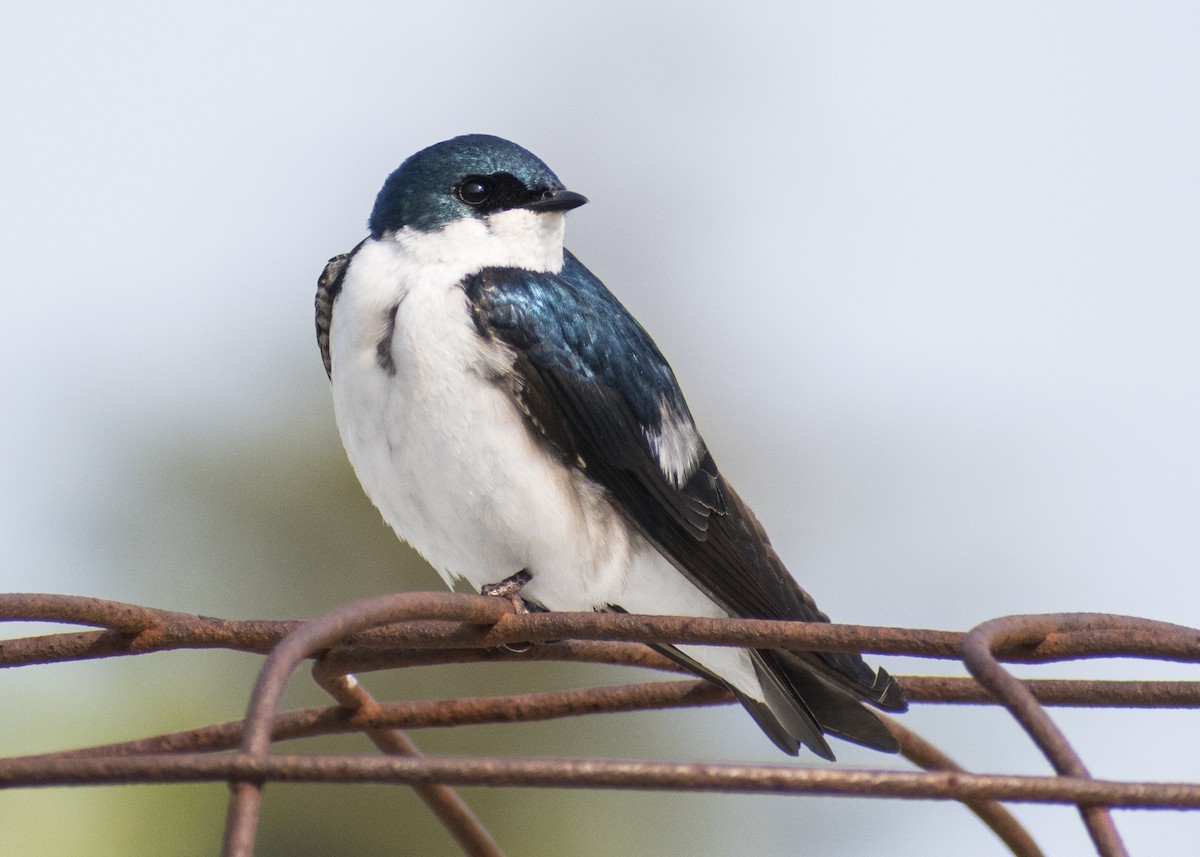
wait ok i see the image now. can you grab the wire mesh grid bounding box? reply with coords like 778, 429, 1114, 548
2, 591, 1199, 857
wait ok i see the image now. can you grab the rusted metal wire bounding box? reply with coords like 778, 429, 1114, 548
222, 593, 513, 857
962, 614, 1200, 857
14, 675, 1198, 765
880, 715, 1046, 857
313, 667, 504, 857
6, 592, 1198, 667
2, 591, 1199, 857
5, 751, 1200, 806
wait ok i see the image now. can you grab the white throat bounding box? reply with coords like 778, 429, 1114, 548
391, 208, 567, 277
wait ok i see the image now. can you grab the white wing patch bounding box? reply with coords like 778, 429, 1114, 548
648, 396, 703, 487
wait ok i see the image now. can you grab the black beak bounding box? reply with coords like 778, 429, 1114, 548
522, 188, 589, 212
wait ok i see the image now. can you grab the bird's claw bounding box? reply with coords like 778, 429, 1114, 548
481, 570, 535, 652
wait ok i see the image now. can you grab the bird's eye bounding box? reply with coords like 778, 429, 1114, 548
458, 179, 491, 206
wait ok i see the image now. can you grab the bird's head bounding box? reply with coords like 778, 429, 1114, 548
367, 135, 587, 272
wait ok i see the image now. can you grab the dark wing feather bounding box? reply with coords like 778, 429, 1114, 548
315, 241, 366, 379
466, 251, 905, 755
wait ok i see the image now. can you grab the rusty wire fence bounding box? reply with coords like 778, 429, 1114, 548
2, 591, 1199, 857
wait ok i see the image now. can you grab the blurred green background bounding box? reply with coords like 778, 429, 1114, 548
3, 2, 1199, 854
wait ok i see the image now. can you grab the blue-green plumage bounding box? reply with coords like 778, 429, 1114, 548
467, 251, 687, 434
370, 134, 566, 235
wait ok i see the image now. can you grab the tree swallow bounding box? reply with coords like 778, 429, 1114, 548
315, 134, 905, 758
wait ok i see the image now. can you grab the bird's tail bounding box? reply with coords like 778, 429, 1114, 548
652, 643, 904, 760
757, 650, 905, 756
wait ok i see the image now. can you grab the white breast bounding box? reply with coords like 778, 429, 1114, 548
329, 216, 633, 605
328, 214, 763, 698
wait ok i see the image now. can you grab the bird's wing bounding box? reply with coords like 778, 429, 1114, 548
316, 252, 352, 379
315, 242, 368, 379
466, 251, 904, 720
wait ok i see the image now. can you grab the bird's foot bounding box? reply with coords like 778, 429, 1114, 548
480, 570, 536, 652
480, 569, 533, 611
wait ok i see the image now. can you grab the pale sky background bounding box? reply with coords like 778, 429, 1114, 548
2, 3, 1199, 855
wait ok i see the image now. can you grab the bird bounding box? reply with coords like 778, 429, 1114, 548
315, 134, 906, 759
